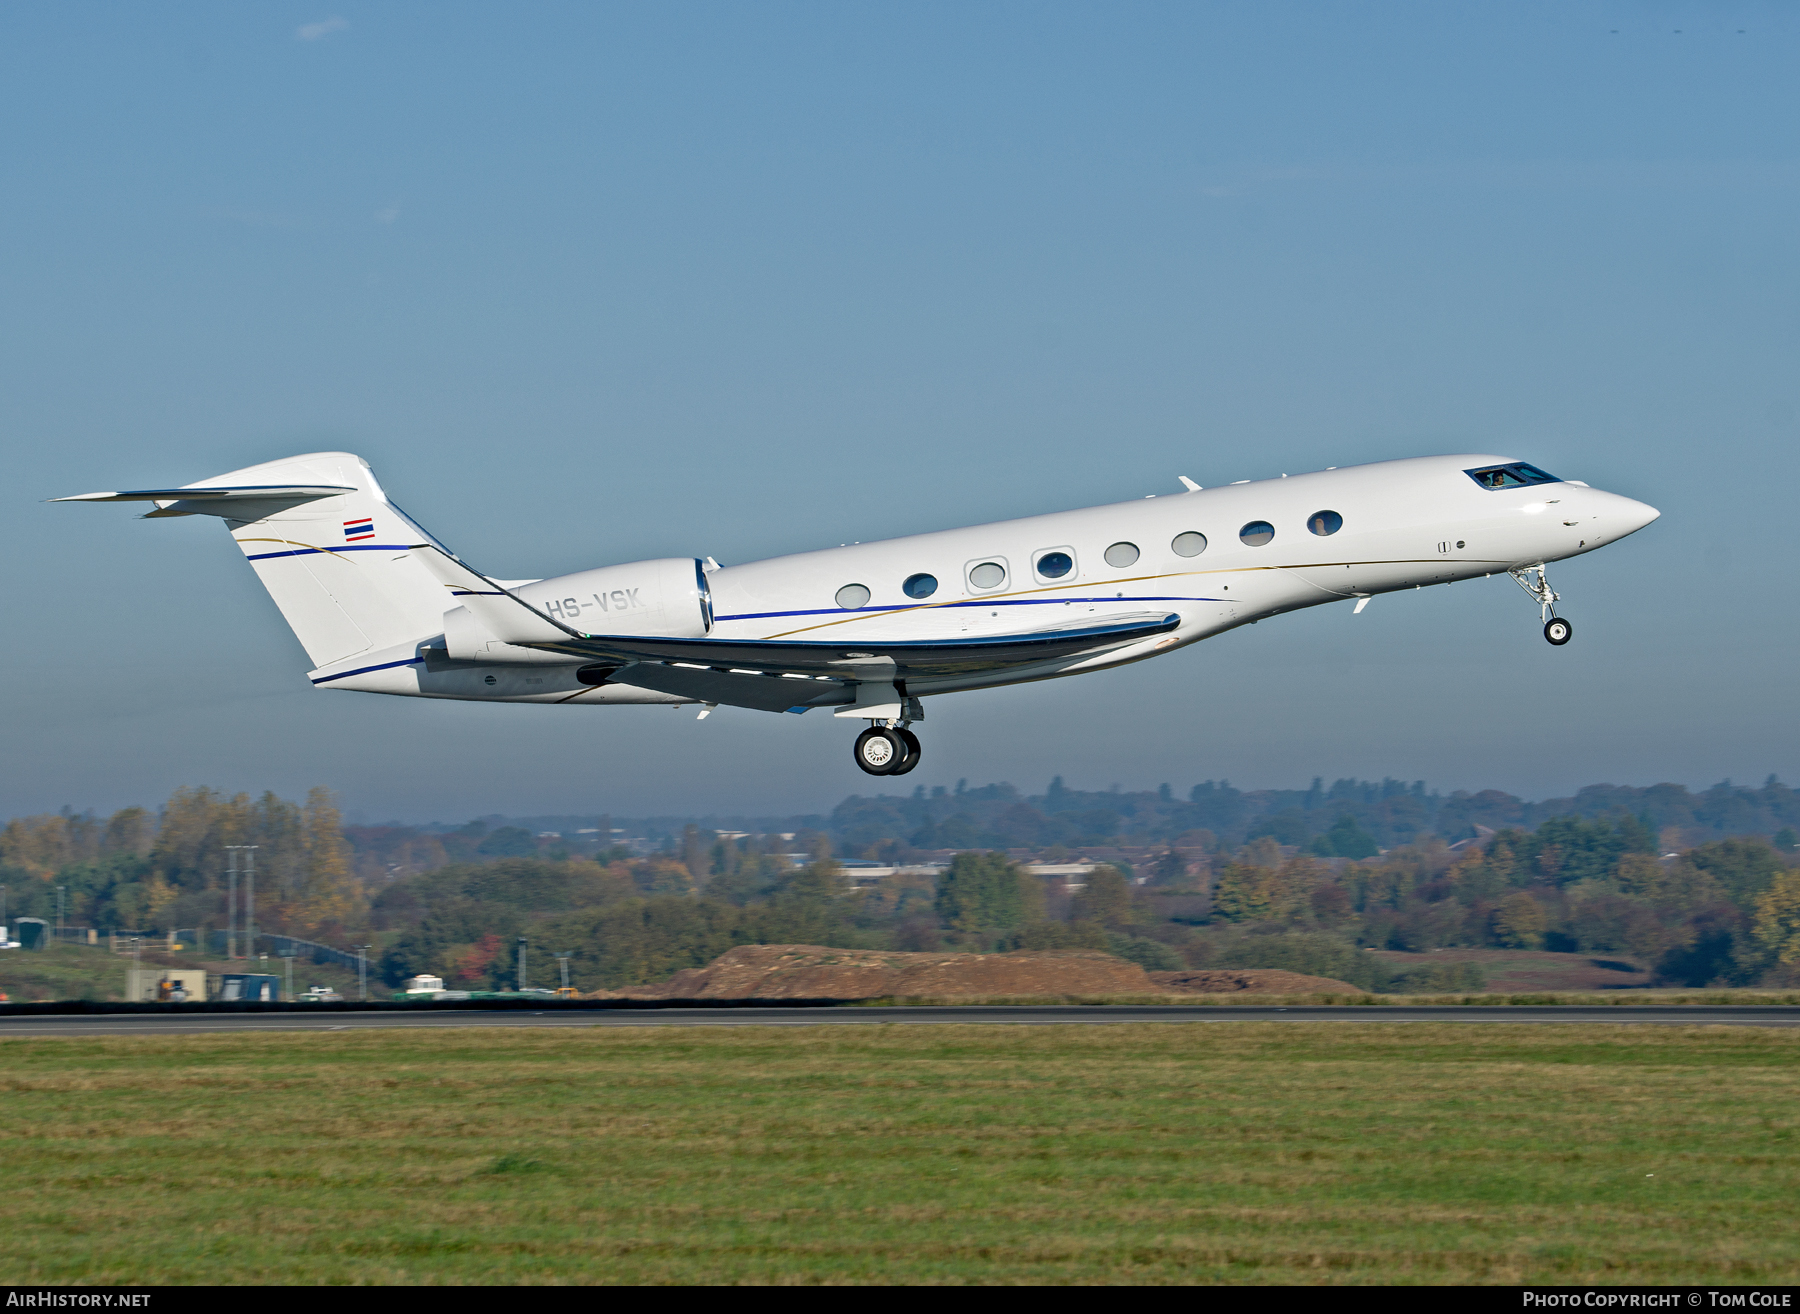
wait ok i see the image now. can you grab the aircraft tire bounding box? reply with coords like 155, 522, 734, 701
1544, 617, 1573, 646
854, 727, 904, 775
889, 729, 922, 775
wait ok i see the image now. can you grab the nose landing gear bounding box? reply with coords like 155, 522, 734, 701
852, 724, 922, 776
1510, 564, 1572, 646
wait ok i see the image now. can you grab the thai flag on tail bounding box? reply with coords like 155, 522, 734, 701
343, 517, 375, 542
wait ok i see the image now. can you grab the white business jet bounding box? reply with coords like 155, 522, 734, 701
58, 452, 1657, 775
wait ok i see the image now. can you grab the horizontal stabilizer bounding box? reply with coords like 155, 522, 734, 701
54, 484, 356, 502
53, 484, 357, 519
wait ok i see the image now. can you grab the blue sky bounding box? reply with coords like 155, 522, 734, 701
3, 1, 1795, 821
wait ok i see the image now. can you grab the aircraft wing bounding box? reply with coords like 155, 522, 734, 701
552, 614, 1179, 712
532, 613, 1181, 681
601, 663, 844, 713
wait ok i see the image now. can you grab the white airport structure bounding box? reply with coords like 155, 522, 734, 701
58, 451, 1657, 775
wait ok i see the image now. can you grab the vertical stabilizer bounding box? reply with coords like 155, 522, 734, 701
218, 453, 452, 666
59, 453, 456, 667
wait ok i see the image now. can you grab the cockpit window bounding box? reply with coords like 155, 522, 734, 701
1465, 463, 1561, 490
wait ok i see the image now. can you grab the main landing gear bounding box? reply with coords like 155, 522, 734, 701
854, 725, 922, 776
1510, 563, 1573, 646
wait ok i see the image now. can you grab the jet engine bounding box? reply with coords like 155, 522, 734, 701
442, 557, 710, 663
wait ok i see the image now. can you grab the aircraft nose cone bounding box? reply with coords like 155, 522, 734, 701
1619, 496, 1660, 535
1593, 491, 1659, 542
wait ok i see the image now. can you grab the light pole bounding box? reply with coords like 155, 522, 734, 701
355, 945, 370, 1001
225, 846, 257, 959
55, 886, 65, 943
554, 952, 573, 994
516, 936, 528, 992
225, 847, 239, 959
245, 847, 257, 960
280, 952, 295, 1001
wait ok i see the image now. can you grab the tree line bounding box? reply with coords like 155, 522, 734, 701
0, 787, 358, 943
4, 781, 1799, 992
371, 820, 1800, 993
821, 774, 1800, 857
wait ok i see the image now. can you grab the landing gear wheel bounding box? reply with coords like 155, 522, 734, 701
889, 728, 922, 775
1544, 617, 1573, 646
854, 727, 905, 775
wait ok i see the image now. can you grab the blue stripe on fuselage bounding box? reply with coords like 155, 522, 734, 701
712, 596, 1221, 623
310, 657, 423, 685
244, 543, 415, 561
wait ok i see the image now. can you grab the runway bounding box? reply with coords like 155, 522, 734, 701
4, 1004, 1800, 1036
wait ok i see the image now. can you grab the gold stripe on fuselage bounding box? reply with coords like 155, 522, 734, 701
755, 559, 1498, 639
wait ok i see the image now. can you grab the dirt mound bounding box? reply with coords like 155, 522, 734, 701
1148, 968, 1362, 994
603, 944, 1161, 1000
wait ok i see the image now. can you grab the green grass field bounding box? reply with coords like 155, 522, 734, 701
3, 1021, 1797, 1284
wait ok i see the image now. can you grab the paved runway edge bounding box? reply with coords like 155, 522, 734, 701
9, 998, 1800, 1018
0, 996, 867, 1018
7, 1003, 1800, 1035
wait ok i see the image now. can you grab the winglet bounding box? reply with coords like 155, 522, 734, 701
1177, 476, 1202, 492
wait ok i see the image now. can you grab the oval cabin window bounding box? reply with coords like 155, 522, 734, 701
1104, 542, 1139, 568
1239, 521, 1275, 547
1308, 510, 1343, 536
835, 583, 871, 610
1036, 551, 1073, 579
903, 573, 938, 600
968, 562, 1006, 590
1171, 532, 1208, 557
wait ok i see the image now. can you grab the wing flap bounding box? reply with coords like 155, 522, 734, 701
531, 612, 1181, 680
607, 663, 843, 713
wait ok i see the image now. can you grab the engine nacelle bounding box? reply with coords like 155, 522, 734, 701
440, 557, 711, 663
514, 557, 711, 637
